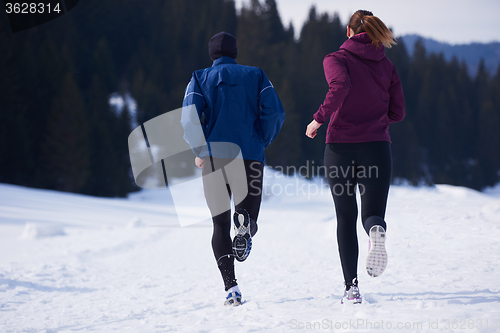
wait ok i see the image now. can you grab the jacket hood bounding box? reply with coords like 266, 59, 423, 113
340, 33, 385, 61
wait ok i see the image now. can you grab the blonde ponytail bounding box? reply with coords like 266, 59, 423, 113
349, 10, 397, 48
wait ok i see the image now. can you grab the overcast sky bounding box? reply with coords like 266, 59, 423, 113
234, 0, 500, 44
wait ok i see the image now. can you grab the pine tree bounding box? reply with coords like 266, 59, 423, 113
0, 20, 35, 185
42, 72, 90, 192
3, 0, 500, 195
386, 38, 424, 184
295, 7, 345, 175
475, 60, 500, 188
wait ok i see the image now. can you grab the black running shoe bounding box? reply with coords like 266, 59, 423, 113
232, 209, 252, 262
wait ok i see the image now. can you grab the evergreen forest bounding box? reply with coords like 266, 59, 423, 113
1, 0, 499, 196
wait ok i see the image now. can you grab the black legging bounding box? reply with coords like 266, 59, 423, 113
324, 141, 392, 284
202, 157, 264, 290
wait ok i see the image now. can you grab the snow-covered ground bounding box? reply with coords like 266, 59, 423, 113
1, 169, 500, 332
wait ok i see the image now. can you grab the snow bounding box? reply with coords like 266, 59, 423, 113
109, 92, 138, 128
1, 171, 500, 332
483, 183, 500, 198
20, 222, 66, 240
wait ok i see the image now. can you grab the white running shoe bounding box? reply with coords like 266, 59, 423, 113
366, 225, 388, 277
224, 285, 242, 306
341, 278, 362, 304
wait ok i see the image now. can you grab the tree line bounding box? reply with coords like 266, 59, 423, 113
1, 0, 499, 196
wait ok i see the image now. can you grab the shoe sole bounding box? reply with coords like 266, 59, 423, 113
232, 209, 252, 262
341, 298, 362, 304
366, 226, 387, 277
224, 296, 242, 306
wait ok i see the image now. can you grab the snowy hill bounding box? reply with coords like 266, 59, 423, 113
1, 170, 500, 332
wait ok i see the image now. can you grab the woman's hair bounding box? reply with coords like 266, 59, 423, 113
348, 10, 397, 48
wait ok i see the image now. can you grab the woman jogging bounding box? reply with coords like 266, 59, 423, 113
305, 10, 405, 304
182, 32, 285, 306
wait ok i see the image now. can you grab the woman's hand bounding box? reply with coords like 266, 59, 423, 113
306, 119, 322, 139
195, 157, 204, 169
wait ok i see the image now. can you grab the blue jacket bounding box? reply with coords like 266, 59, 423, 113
181, 57, 285, 163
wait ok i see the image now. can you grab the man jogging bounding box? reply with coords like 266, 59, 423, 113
181, 31, 285, 306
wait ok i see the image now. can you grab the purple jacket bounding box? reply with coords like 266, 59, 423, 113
313, 33, 405, 143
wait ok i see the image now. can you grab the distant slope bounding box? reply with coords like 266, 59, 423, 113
400, 34, 500, 77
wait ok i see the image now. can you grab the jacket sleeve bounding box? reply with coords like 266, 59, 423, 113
258, 70, 285, 149
387, 66, 405, 123
181, 74, 207, 157
313, 54, 351, 124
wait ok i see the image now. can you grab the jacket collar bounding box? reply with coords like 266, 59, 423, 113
212, 56, 238, 67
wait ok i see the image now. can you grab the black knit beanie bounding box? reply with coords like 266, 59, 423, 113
208, 32, 238, 61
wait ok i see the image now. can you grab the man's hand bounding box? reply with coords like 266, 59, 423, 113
195, 157, 205, 169
306, 119, 322, 139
